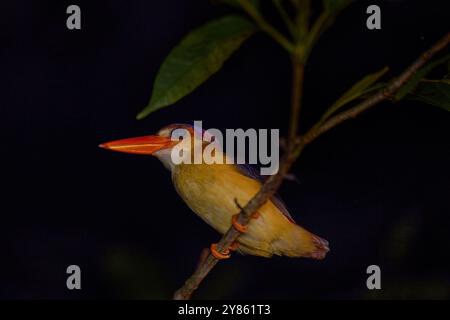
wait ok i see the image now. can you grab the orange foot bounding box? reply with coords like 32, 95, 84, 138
252, 211, 261, 219
232, 211, 260, 233
210, 241, 240, 260
210, 243, 230, 259
229, 241, 240, 251
211, 212, 261, 260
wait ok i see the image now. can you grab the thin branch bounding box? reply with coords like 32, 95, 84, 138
237, 0, 295, 53
173, 58, 305, 300
302, 32, 450, 146
272, 0, 298, 39
301, 11, 329, 60
289, 58, 304, 143
296, 0, 310, 40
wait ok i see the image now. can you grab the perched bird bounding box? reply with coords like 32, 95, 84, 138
100, 124, 329, 260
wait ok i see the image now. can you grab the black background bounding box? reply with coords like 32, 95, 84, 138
1, 0, 449, 299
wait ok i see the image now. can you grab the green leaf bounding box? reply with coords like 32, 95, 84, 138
395, 53, 450, 100
322, 66, 389, 120
137, 15, 256, 119
407, 81, 450, 112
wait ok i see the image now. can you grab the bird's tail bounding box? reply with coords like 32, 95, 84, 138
274, 224, 330, 259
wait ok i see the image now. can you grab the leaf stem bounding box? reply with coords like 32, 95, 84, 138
302, 11, 329, 61
289, 59, 304, 144
272, 0, 298, 39
296, 0, 310, 40
238, 0, 295, 53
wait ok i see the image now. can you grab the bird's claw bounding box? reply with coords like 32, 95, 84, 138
232, 211, 260, 233
252, 211, 261, 219
210, 243, 231, 259
232, 214, 248, 233
229, 241, 240, 251
210, 211, 261, 260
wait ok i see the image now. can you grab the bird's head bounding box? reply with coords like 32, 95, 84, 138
99, 124, 209, 171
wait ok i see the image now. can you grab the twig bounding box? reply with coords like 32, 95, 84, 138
289, 58, 305, 143
301, 32, 450, 146
237, 0, 295, 53
302, 11, 329, 61
296, 0, 310, 40
272, 0, 298, 39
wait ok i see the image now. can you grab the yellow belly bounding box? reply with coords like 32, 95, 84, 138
171, 163, 296, 257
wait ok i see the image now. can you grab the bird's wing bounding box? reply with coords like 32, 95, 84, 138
235, 164, 296, 224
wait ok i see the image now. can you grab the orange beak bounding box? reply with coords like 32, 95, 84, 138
99, 135, 176, 155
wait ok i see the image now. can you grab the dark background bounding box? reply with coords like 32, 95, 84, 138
1, 0, 449, 299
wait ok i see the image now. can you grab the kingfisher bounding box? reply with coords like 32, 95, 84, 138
100, 124, 329, 260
